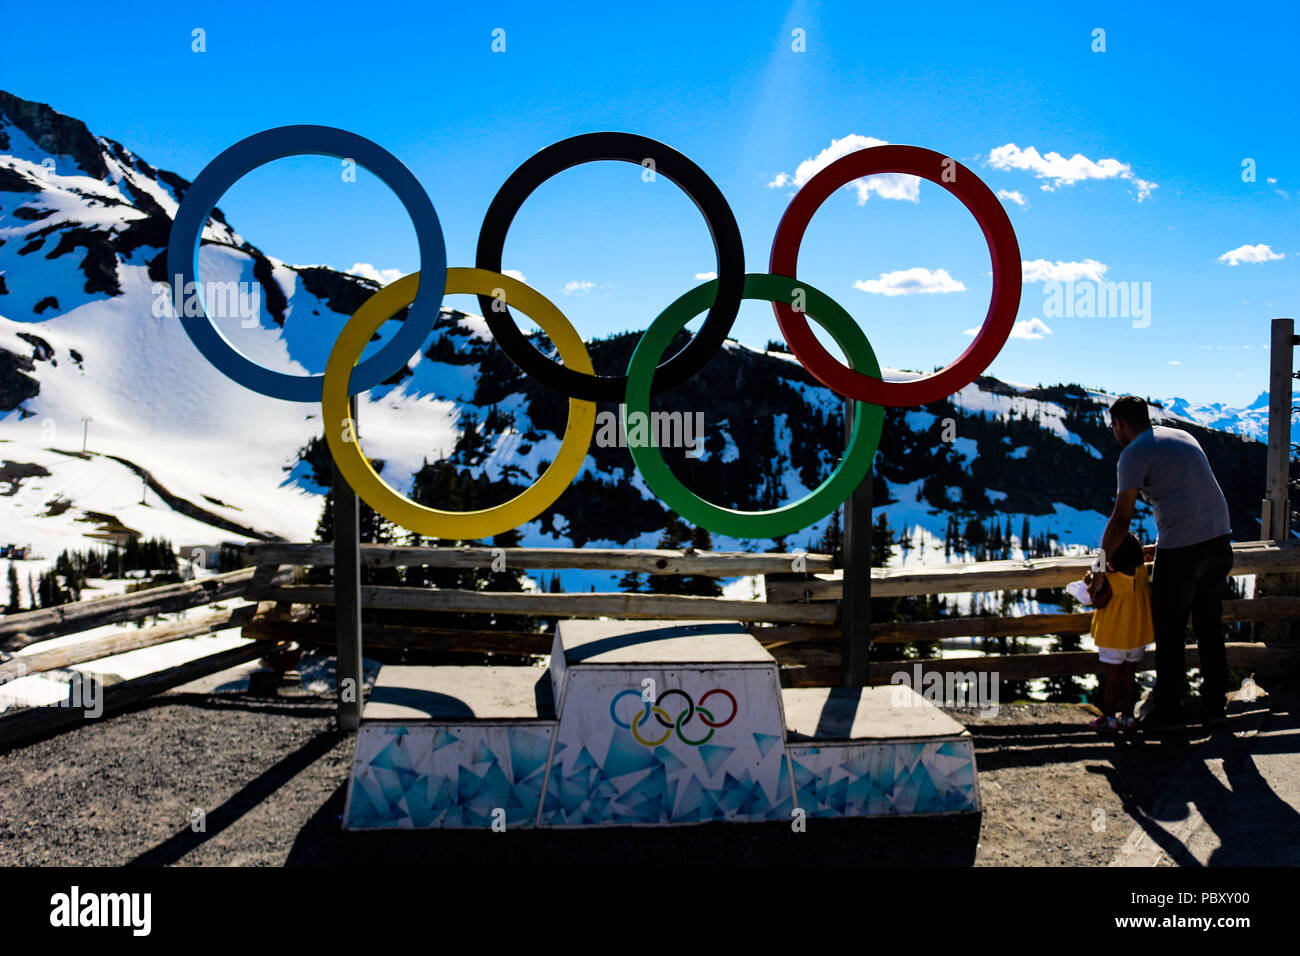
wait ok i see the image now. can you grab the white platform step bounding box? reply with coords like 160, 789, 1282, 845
343, 619, 980, 829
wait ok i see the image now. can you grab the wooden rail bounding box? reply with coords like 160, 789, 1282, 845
243, 618, 554, 656
243, 542, 834, 575
865, 596, 1300, 643
0, 639, 284, 751
0, 567, 289, 650
764, 540, 1300, 603
0, 604, 261, 683
784, 642, 1291, 688
259, 585, 838, 625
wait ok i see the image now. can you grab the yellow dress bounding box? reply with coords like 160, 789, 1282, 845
1090, 564, 1155, 651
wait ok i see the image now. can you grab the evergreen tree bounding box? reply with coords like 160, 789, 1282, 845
617, 570, 648, 593
871, 512, 895, 567
869, 512, 898, 624
818, 508, 843, 563
37, 569, 69, 608
647, 516, 692, 595
305, 454, 540, 641
6, 561, 19, 613
682, 525, 721, 596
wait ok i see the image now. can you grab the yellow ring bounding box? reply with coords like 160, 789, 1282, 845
322, 267, 596, 540
632, 707, 674, 747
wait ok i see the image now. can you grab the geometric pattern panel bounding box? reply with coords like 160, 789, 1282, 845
788, 738, 979, 818
341, 664, 983, 830
538, 667, 793, 827
345, 724, 555, 829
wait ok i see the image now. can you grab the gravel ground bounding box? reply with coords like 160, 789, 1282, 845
1, 676, 1294, 867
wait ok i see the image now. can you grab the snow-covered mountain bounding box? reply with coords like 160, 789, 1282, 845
1155, 391, 1277, 442
0, 90, 1286, 595
0, 89, 458, 559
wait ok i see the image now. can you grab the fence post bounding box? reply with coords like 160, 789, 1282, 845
840, 397, 872, 686
334, 397, 364, 732
1263, 318, 1296, 540
1255, 318, 1299, 644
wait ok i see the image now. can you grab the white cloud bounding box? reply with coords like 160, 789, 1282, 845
1021, 258, 1108, 283
997, 189, 1027, 207
1010, 317, 1052, 340
769, 134, 921, 204
853, 267, 965, 297
1267, 177, 1278, 184
1168, 360, 1181, 365
347, 262, 403, 286
563, 280, 596, 295
965, 317, 1052, 340
987, 143, 1156, 201
1217, 243, 1284, 265
503, 269, 527, 283
695, 271, 717, 280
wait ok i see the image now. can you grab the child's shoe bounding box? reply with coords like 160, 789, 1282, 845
1088, 714, 1119, 732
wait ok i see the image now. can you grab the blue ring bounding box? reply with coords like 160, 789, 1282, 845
609, 690, 646, 729
166, 125, 447, 402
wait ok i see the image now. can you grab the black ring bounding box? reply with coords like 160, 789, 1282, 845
653, 689, 695, 729
476, 132, 744, 403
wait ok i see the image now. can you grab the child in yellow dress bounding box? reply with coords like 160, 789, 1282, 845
1088, 532, 1154, 732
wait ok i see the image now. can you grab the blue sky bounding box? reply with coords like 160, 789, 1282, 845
3, 0, 1297, 406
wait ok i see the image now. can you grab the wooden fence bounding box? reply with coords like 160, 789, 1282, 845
2, 540, 1299, 747
238, 538, 1300, 690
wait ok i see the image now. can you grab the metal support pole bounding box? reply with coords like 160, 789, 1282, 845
334, 396, 364, 732
840, 397, 872, 687
1263, 317, 1295, 541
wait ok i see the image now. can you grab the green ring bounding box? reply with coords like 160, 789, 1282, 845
624, 273, 884, 539
676, 706, 716, 746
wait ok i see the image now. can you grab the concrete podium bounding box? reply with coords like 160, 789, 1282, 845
344, 620, 980, 829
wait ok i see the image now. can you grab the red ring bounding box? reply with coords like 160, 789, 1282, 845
697, 689, 737, 727
769, 145, 1021, 407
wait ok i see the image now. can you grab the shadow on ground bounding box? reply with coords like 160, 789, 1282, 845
1091, 699, 1300, 866
284, 783, 982, 866
128, 728, 345, 867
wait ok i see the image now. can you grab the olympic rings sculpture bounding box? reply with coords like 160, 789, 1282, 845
609, 688, 738, 747
168, 128, 1020, 540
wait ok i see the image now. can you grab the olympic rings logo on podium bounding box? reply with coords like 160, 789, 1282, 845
168, 128, 1020, 541
609, 688, 738, 748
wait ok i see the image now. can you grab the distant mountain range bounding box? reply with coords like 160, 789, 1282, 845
0, 90, 1292, 589
1154, 392, 1275, 442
